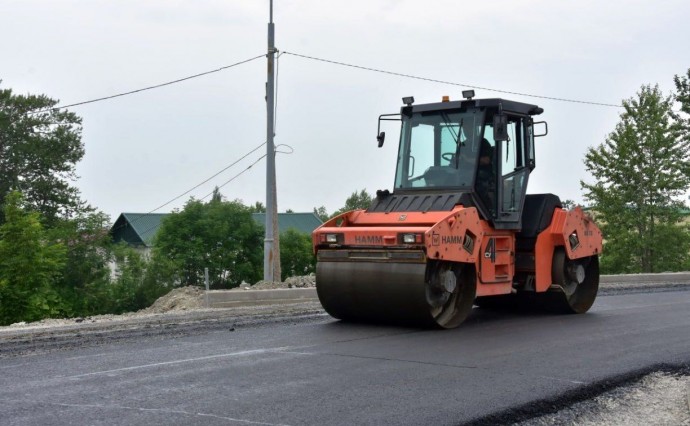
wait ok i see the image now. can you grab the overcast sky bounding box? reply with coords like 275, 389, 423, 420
2, 0, 689, 221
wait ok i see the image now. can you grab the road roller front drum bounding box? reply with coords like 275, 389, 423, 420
316, 256, 476, 329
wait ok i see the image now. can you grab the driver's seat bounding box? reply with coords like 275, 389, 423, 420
424, 166, 458, 186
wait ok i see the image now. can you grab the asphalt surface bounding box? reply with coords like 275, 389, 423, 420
1, 290, 689, 426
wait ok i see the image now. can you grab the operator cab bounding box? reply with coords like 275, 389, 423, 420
377, 95, 545, 230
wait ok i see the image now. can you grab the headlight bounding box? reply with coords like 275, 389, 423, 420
321, 234, 343, 244
400, 233, 423, 244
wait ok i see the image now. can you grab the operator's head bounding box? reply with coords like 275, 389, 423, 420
479, 138, 492, 166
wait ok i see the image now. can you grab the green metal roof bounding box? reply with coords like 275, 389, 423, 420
251, 212, 323, 235
110, 212, 323, 248
111, 213, 169, 247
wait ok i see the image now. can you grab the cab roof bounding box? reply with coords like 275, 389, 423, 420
402, 97, 544, 116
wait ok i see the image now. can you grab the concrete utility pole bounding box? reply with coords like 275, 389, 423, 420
264, 0, 281, 282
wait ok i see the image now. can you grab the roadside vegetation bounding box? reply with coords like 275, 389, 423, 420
1, 69, 690, 324
581, 74, 690, 273
0, 82, 373, 325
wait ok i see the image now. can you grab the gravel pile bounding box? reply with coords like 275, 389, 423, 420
3, 286, 210, 330
516, 371, 690, 426
140, 286, 205, 314
250, 274, 316, 290
285, 274, 316, 288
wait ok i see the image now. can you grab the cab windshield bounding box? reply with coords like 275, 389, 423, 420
394, 108, 485, 190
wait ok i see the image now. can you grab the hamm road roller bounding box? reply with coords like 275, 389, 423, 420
312, 93, 602, 328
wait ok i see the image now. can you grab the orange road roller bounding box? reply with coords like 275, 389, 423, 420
312, 93, 602, 328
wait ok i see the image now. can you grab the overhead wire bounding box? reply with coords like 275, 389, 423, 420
23, 49, 627, 115
200, 154, 267, 201
131, 152, 268, 239
282, 51, 624, 108
28, 53, 265, 114
141, 144, 287, 232
147, 141, 267, 213
15, 51, 271, 238
110, 141, 267, 236
14, 52, 268, 234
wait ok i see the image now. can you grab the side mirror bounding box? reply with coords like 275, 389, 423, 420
377, 113, 401, 148
534, 121, 548, 137
493, 114, 509, 142
377, 132, 386, 147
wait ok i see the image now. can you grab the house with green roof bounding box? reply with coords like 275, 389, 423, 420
111, 213, 169, 248
110, 212, 323, 255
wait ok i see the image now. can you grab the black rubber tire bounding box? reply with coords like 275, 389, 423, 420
429, 263, 476, 329
546, 248, 600, 314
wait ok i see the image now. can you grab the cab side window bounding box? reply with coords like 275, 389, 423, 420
500, 119, 527, 215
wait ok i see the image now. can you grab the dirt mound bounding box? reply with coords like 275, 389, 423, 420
250, 274, 316, 290
142, 286, 205, 314
285, 274, 316, 288
250, 280, 284, 290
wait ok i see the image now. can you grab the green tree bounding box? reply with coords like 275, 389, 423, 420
151, 198, 263, 288
0, 85, 86, 225
0, 192, 67, 325
561, 199, 576, 210
674, 68, 690, 143
48, 211, 113, 316
141, 250, 178, 300
333, 189, 373, 216
107, 244, 163, 314
280, 228, 315, 280
581, 85, 690, 273
673, 68, 690, 272
211, 186, 224, 203
313, 206, 329, 222
249, 201, 266, 213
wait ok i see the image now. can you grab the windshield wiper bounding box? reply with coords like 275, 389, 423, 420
440, 112, 463, 168
440, 112, 459, 144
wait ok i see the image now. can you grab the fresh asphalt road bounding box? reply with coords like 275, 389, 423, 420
1, 290, 689, 426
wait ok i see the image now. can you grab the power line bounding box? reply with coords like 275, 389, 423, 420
29, 54, 265, 114
134, 153, 268, 238
282, 51, 624, 108
200, 154, 267, 200
148, 142, 266, 213
22, 50, 625, 114
111, 141, 266, 236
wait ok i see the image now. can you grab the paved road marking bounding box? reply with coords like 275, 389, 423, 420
536, 375, 586, 385
64, 352, 110, 361
0, 398, 291, 426
0, 352, 109, 370
66, 347, 295, 379
64, 329, 423, 379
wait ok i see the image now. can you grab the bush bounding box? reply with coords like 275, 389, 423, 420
0, 192, 67, 325
280, 228, 315, 280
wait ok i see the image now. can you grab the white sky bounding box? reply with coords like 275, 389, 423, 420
2, 0, 689, 221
